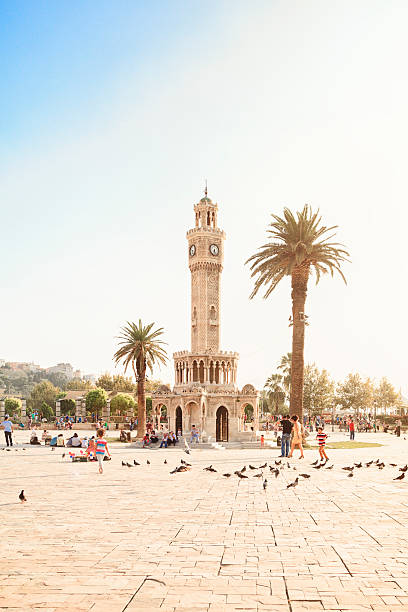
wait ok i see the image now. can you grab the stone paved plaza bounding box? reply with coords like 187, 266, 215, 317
2, 431, 408, 611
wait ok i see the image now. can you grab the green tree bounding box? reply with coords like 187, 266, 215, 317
85, 388, 107, 415
246, 206, 349, 418
66, 378, 94, 391
96, 373, 114, 391
113, 320, 167, 438
4, 397, 21, 417
303, 364, 335, 416
40, 401, 55, 421
374, 377, 398, 418
28, 380, 59, 414
277, 352, 292, 399
113, 375, 136, 392
264, 374, 285, 413
110, 393, 136, 415
336, 373, 373, 415
60, 398, 76, 415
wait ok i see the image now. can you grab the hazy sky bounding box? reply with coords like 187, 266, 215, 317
1, 0, 407, 393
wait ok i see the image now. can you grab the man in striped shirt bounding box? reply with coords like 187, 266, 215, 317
316, 427, 328, 462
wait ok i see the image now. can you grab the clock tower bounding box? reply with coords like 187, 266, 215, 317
187, 190, 225, 353
151, 189, 259, 444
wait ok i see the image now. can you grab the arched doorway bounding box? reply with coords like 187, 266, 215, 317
242, 404, 254, 431
216, 406, 228, 442
176, 406, 182, 435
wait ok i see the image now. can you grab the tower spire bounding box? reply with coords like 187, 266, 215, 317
204, 179, 207, 197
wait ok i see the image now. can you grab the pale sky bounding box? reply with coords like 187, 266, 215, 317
1, 0, 407, 394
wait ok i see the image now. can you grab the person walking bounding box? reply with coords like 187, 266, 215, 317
349, 418, 355, 441
288, 415, 304, 459
95, 428, 111, 474
1, 415, 13, 447
316, 427, 329, 462
279, 415, 293, 457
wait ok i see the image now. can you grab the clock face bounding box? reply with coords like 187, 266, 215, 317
189, 244, 196, 256
210, 244, 219, 256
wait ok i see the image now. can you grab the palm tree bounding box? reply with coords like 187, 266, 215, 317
113, 320, 167, 438
246, 205, 349, 418
264, 374, 284, 413
277, 352, 292, 400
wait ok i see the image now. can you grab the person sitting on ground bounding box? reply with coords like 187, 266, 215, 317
81, 436, 88, 448
86, 435, 96, 458
169, 431, 177, 446
142, 432, 150, 447
50, 435, 58, 447
67, 433, 81, 447
190, 425, 199, 444
30, 431, 41, 445
120, 429, 128, 443
57, 433, 65, 447
150, 430, 159, 444
42, 429, 49, 442
159, 431, 169, 448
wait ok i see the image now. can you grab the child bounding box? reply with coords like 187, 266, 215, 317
316, 427, 328, 462
95, 428, 111, 474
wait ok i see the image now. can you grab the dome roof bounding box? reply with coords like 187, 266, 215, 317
200, 196, 213, 204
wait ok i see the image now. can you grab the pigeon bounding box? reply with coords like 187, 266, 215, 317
122, 461, 126, 467
253, 473, 262, 478
19, 490, 27, 503
207, 467, 217, 473
347, 472, 354, 477
170, 467, 179, 474
287, 478, 299, 489
249, 465, 257, 470
313, 464, 322, 470
259, 463, 267, 469
263, 479, 267, 490
236, 472, 248, 479
342, 466, 354, 471
400, 465, 408, 472
126, 463, 133, 468
292, 467, 297, 471
133, 460, 140, 466
275, 460, 282, 466
147, 460, 150, 465
274, 470, 279, 478
366, 461, 373, 466
241, 466, 247, 473
51, 447, 55, 451
177, 465, 189, 472
390, 463, 397, 467
354, 462, 362, 468
394, 473, 405, 480
22, 448, 26, 451
184, 449, 190, 455
204, 465, 214, 471
6, 448, 11, 451
325, 465, 334, 470
164, 459, 167, 465
300, 473, 311, 478
62, 453, 65, 459
222, 473, 231, 478
311, 460, 319, 466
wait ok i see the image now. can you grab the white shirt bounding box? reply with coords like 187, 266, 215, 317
1, 420, 12, 433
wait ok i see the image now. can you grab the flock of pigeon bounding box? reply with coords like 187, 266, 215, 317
13, 449, 407, 505
120, 454, 408, 490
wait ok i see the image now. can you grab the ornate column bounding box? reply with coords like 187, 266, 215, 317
0, 400, 5, 419
75, 399, 82, 420
21, 399, 27, 419
55, 400, 61, 419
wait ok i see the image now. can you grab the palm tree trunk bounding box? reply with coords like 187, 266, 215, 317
290, 265, 309, 419
136, 374, 146, 439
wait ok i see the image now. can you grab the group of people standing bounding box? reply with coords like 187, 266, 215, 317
279, 415, 304, 458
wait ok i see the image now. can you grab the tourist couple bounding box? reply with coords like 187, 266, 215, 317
280, 415, 304, 459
